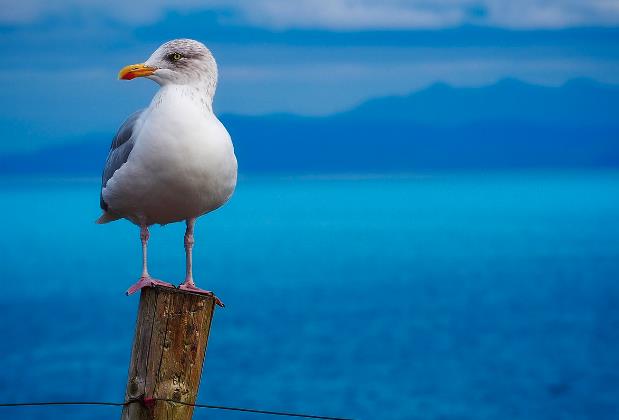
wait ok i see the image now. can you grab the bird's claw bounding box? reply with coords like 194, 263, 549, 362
126, 276, 174, 296
178, 283, 225, 307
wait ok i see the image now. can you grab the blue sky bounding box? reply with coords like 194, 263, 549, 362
0, 0, 618, 152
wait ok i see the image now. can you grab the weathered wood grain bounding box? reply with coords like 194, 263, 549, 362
121, 286, 216, 420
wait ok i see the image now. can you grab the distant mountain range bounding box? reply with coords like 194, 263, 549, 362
1, 79, 618, 174
342, 78, 619, 125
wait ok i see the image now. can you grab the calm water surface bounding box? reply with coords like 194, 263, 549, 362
0, 172, 618, 419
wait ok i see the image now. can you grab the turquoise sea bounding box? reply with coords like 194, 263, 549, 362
0, 172, 618, 419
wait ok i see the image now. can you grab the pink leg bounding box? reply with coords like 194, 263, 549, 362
178, 218, 224, 307
126, 225, 173, 296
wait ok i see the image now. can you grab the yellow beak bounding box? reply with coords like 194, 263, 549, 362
118, 63, 156, 80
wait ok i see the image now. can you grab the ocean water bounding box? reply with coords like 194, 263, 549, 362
0, 172, 618, 420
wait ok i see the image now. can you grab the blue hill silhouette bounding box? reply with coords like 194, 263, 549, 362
343, 78, 619, 125
1, 79, 618, 174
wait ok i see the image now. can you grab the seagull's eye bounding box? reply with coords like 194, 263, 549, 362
170, 53, 182, 61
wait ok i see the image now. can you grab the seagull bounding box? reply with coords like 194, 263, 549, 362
97, 39, 237, 304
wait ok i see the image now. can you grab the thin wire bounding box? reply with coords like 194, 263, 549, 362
0, 401, 124, 407
156, 398, 353, 419
0, 399, 354, 420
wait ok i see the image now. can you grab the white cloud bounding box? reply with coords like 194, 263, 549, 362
1, 0, 618, 28
237, 0, 619, 29
234, 0, 467, 29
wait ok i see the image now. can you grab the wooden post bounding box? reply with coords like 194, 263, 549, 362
121, 286, 216, 420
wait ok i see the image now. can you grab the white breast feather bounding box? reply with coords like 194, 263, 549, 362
102, 85, 237, 225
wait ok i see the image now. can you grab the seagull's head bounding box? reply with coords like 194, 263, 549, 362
118, 39, 217, 89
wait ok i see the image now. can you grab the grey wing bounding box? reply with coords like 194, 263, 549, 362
100, 109, 144, 211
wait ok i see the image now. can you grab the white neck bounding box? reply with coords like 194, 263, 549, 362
152, 83, 216, 114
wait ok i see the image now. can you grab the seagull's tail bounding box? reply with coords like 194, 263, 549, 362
96, 212, 121, 224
